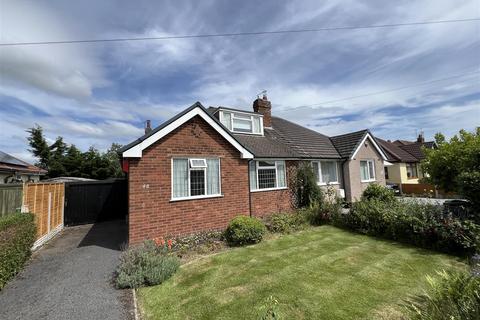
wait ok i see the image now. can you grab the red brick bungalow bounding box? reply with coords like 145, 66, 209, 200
120, 96, 388, 244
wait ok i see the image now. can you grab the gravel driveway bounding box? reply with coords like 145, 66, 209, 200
0, 220, 134, 320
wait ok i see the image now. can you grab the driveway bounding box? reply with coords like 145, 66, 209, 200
0, 220, 134, 320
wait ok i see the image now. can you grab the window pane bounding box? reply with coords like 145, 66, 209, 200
190, 158, 207, 168
276, 161, 286, 188
206, 159, 220, 195
221, 112, 232, 130
190, 169, 205, 196
258, 160, 275, 167
252, 116, 261, 133
172, 159, 188, 198
321, 162, 337, 183
233, 113, 251, 120
312, 162, 319, 182
360, 161, 369, 181
249, 161, 257, 190
368, 161, 375, 179
233, 118, 252, 132
258, 168, 276, 189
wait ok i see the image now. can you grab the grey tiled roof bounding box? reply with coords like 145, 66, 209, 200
377, 138, 418, 162
233, 129, 297, 158
330, 130, 369, 158
270, 117, 341, 158
398, 143, 428, 160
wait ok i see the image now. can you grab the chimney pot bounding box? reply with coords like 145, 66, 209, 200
145, 120, 152, 134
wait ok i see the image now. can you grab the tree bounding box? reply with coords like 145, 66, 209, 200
27, 125, 51, 170
26, 125, 124, 180
422, 128, 480, 210
292, 161, 323, 208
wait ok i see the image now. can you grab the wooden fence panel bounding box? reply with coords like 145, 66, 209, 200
23, 183, 64, 245
0, 184, 23, 217
401, 183, 456, 198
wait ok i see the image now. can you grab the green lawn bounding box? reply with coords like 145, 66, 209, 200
138, 226, 467, 320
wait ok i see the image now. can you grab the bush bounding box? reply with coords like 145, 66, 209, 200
340, 199, 480, 255
361, 183, 396, 203
224, 216, 266, 246
405, 270, 480, 320
306, 186, 343, 225
292, 162, 323, 208
0, 213, 36, 290
266, 212, 308, 234
116, 240, 180, 289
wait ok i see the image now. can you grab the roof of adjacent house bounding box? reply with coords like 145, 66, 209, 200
397, 143, 428, 160
0, 150, 47, 174
329, 130, 369, 158
376, 138, 419, 162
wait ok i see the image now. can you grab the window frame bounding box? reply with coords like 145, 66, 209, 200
311, 160, 339, 185
219, 110, 264, 135
360, 159, 376, 182
251, 159, 287, 192
406, 163, 418, 179
170, 157, 222, 201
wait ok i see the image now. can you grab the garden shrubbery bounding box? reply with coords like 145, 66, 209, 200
361, 183, 396, 203
405, 270, 480, 320
336, 185, 480, 255
0, 213, 36, 290
265, 212, 308, 234
116, 240, 180, 289
224, 215, 266, 246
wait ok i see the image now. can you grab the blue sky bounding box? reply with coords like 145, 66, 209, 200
1, 0, 479, 163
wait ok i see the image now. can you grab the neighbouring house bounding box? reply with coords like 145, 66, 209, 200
377, 134, 436, 186
119, 95, 388, 244
0, 151, 46, 184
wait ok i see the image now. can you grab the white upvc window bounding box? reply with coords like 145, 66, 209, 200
360, 159, 376, 182
171, 158, 221, 200
311, 161, 339, 185
249, 160, 286, 191
220, 110, 263, 135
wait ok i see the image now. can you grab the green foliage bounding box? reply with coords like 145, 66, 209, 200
292, 162, 323, 209
405, 270, 480, 320
266, 212, 308, 234
0, 213, 36, 290
258, 296, 281, 320
116, 240, 180, 289
301, 186, 343, 225
361, 183, 396, 203
224, 216, 266, 246
422, 128, 480, 212
339, 199, 480, 255
27, 124, 124, 179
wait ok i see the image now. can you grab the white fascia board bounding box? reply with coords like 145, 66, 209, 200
122, 107, 254, 159
351, 133, 388, 161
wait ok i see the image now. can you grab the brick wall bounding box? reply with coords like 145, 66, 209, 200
128, 116, 251, 244
250, 161, 296, 217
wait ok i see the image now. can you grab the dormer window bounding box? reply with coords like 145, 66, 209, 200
219, 110, 263, 135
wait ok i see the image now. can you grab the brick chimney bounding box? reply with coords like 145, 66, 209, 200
417, 132, 425, 143
253, 93, 272, 127
145, 120, 152, 135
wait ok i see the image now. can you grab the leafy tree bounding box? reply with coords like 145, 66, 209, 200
422, 128, 480, 210
26, 125, 124, 180
27, 125, 50, 170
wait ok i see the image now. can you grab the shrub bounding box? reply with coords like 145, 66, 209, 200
307, 186, 343, 225
266, 212, 308, 234
405, 270, 480, 320
292, 162, 323, 208
340, 199, 479, 255
115, 240, 180, 289
224, 216, 266, 246
361, 183, 396, 203
0, 213, 36, 290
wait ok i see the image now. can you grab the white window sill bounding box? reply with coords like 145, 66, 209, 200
318, 182, 340, 186
250, 187, 288, 193
170, 194, 224, 202
361, 179, 376, 183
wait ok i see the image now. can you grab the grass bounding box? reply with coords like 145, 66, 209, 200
138, 226, 467, 320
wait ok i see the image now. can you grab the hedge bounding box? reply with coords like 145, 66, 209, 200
0, 213, 36, 290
